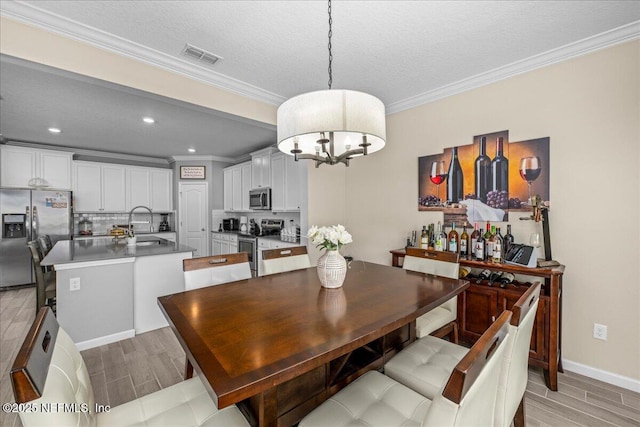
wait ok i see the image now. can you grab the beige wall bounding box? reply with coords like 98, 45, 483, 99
309, 40, 640, 381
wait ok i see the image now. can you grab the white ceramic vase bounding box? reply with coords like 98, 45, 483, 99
317, 249, 347, 288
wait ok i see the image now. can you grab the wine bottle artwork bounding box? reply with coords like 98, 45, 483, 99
430, 160, 446, 205
447, 147, 463, 203
519, 156, 542, 205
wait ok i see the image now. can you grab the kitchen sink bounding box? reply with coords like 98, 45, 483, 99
136, 240, 162, 246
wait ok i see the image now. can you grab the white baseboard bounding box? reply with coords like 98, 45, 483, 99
75, 329, 135, 351
562, 359, 640, 393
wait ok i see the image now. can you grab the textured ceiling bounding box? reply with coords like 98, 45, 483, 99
0, 1, 638, 160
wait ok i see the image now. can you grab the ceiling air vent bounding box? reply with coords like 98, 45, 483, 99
181, 44, 223, 66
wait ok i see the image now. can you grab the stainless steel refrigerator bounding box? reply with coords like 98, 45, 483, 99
0, 188, 73, 289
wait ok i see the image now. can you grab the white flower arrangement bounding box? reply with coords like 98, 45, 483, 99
307, 225, 352, 251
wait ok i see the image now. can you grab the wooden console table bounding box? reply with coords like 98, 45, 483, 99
390, 248, 565, 391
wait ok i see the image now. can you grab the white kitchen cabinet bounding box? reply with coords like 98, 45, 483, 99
72, 162, 101, 211
211, 232, 238, 255
223, 169, 233, 211
128, 167, 173, 211
74, 161, 171, 212
223, 161, 251, 212
1, 145, 72, 189
270, 152, 302, 211
250, 147, 273, 189
241, 162, 251, 211
73, 161, 126, 211
101, 165, 127, 211
126, 167, 151, 209
150, 169, 172, 211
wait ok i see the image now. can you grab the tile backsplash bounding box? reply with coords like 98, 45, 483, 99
74, 212, 175, 235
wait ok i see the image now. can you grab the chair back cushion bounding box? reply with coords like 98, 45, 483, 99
184, 253, 252, 290
262, 246, 311, 276
423, 310, 512, 427
403, 249, 459, 321
11, 307, 96, 427
403, 248, 459, 280
494, 282, 541, 427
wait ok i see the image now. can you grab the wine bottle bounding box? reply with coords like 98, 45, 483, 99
460, 223, 469, 258
470, 223, 481, 259
474, 136, 491, 203
428, 223, 435, 249
491, 137, 509, 194
448, 223, 459, 253
492, 227, 503, 264
434, 222, 446, 252
485, 223, 494, 259
504, 224, 514, 256
420, 226, 428, 249
446, 146, 464, 203
475, 231, 485, 261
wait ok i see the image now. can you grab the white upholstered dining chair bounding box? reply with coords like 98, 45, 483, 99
183, 252, 252, 290
403, 247, 460, 342
299, 310, 512, 427
261, 245, 312, 276
385, 282, 542, 427
10, 307, 250, 427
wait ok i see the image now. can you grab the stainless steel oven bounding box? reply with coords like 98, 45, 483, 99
238, 235, 258, 275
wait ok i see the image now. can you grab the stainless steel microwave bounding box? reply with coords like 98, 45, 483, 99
249, 188, 271, 210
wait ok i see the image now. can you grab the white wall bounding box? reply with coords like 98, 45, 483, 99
308, 41, 640, 384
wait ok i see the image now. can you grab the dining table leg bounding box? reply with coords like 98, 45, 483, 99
184, 358, 193, 379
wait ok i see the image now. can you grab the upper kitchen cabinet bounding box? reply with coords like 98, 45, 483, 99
250, 147, 274, 189
127, 167, 151, 209
73, 161, 126, 211
223, 161, 251, 212
1, 145, 72, 189
150, 169, 173, 211
271, 152, 302, 211
126, 167, 173, 211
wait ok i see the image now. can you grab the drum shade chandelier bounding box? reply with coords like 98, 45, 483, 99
277, 0, 386, 167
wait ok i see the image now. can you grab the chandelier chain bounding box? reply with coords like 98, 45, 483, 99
327, 0, 333, 89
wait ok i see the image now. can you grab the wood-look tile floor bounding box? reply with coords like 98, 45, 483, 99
1, 286, 639, 427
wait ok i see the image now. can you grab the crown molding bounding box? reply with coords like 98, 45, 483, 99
0, 1, 286, 106
386, 21, 640, 115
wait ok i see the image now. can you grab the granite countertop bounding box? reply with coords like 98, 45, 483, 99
42, 236, 195, 266
74, 231, 176, 239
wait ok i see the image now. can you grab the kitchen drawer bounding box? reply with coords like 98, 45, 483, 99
258, 239, 270, 249
271, 241, 298, 249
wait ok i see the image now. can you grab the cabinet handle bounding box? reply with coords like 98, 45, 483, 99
491, 316, 496, 322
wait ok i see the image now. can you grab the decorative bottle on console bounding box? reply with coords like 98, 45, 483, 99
460, 223, 469, 258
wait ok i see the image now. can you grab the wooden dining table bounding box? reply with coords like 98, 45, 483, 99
158, 261, 469, 427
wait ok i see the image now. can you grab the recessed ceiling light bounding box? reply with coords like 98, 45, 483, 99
188, 148, 196, 153
143, 117, 156, 124
48, 127, 62, 134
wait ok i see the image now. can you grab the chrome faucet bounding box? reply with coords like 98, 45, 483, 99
128, 205, 153, 234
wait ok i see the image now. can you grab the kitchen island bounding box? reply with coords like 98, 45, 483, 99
42, 236, 194, 349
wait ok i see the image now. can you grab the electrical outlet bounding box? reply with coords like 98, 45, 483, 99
69, 277, 81, 291
593, 323, 607, 341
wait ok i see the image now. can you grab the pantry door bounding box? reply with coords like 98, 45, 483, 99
179, 182, 208, 257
